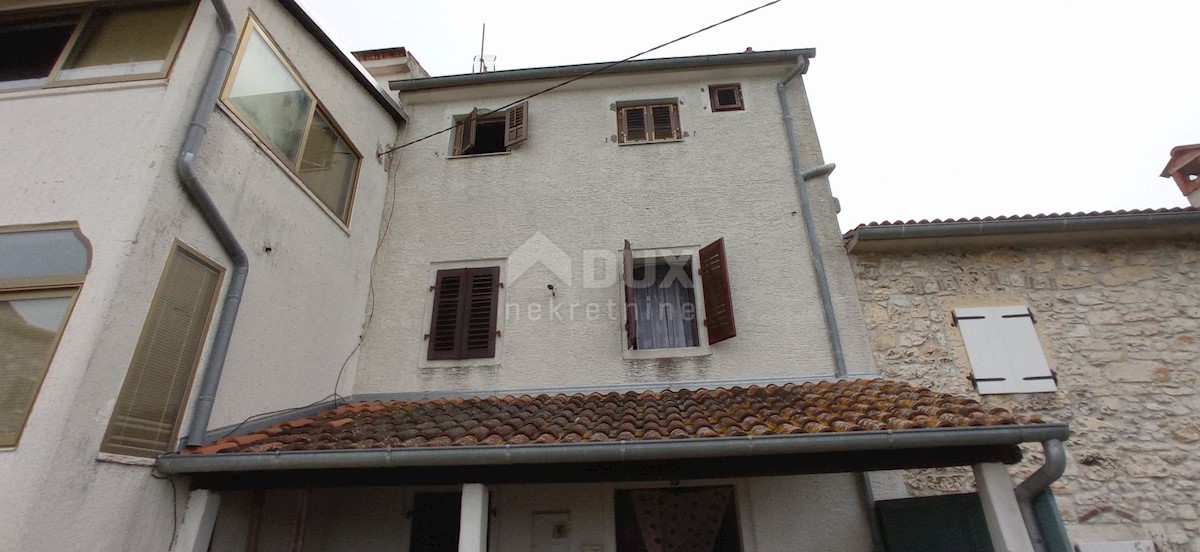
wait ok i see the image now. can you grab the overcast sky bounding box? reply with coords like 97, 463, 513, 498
303, 0, 1198, 231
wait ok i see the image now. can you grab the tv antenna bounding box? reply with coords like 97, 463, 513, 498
473, 23, 495, 73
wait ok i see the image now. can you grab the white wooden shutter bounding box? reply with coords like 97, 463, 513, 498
953, 306, 1056, 394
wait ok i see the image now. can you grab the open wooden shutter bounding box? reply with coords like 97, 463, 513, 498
954, 306, 1056, 394
620, 106, 647, 142
102, 245, 223, 456
453, 107, 479, 155
428, 268, 467, 360
699, 238, 736, 344
650, 104, 678, 140
504, 101, 529, 147
623, 240, 637, 349
459, 267, 500, 359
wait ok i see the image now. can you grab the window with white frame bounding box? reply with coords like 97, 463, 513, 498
953, 305, 1057, 394
622, 238, 736, 355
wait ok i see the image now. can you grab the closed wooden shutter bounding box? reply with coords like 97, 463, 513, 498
620, 106, 647, 142
428, 268, 467, 360
459, 267, 500, 359
428, 267, 500, 360
698, 238, 736, 344
504, 101, 529, 147
650, 104, 678, 140
623, 240, 637, 349
453, 107, 479, 155
954, 306, 1056, 394
102, 245, 223, 456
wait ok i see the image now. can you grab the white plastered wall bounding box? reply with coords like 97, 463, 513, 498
357, 62, 876, 394
0, 1, 400, 549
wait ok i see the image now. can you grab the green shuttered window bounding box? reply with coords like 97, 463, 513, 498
102, 243, 223, 457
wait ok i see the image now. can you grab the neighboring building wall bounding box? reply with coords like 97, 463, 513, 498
357, 62, 874, 395
850, 241, 1200, 550
0, 1, 399, 550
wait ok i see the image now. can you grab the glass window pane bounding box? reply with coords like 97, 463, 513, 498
0, 228, 89, 282
0, 294, 72, 446
0, 19, 77, 90
226, 29, 312, 163
55, 4, 191, 82
299, 110, 358, 221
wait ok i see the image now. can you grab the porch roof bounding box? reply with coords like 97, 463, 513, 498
158, 379, 1067, 486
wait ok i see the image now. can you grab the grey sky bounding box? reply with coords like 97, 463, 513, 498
303, 0, 1198, 231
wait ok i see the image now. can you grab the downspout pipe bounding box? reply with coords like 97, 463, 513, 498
1014, 439, 1069, 552
778, 55, 880, 550
178, 0, 246, 447
777, 56, 848, 379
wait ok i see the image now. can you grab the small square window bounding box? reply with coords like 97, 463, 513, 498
616, 101, 680, 144
708, 84, 743, 112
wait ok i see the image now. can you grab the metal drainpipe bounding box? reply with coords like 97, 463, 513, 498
777, 56, 884, 552
178, 0, 246, 447
1014, 439, 1068, 552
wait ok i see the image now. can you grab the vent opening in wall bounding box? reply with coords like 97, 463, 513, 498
708, 84, 743, 112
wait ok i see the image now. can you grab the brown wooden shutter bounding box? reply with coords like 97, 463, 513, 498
428, 268, 467, 360
453, 107, 479, 155
458, 266, 500, 359
620, 106, 647, 142
699, 238, 736, 344
102, 245, 223, 456
504, 101, 529, 147
650, 104, 677, 140
623, 240, 637, 349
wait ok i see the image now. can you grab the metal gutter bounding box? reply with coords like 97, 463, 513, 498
157, 423, 1069, 474
844, 209, 1200, 252
776, 55, 847, 379
392, 48, 817, 92
275, 0, 406, 122
1014, 439, 1069, 552
178, 0, 245, 448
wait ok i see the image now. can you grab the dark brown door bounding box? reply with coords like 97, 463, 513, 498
410, 492, 462, 552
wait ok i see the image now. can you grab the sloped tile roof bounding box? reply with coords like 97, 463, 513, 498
184, 379, 1044, 455
847, 207, 1200, 234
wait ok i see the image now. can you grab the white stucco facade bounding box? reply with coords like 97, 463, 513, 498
356, 61, 875, 395
0, 1, 400, 549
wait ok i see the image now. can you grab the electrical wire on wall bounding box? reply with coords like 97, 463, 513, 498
211, 0, 786, 438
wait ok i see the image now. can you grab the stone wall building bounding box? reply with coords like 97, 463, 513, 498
844, 208, 1200, 551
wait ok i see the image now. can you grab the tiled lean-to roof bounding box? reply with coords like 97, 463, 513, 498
848, 206, 1200, 231
184, 379, 1044, 455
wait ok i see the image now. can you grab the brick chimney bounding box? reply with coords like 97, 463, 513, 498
1161, 144, 1200, 207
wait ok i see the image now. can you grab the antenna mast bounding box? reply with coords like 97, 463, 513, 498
473, 23, 495, 73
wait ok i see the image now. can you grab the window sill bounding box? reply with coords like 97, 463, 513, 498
0, 77, 169, 103
216, 103, 353, 237
617, 139, 684, 147
96, 451, 157, 467
447, 151, 512, 159
419, 358, 502, 369
623, 344, 712, 360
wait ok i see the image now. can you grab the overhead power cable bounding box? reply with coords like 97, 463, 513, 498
376, 0, 783, 157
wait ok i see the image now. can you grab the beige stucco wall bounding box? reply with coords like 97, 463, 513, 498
850, 240, 1200, 551
357, 62, 875, 395
0, 1, 399, 549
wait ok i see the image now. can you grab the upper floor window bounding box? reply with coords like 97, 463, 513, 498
221, 15, 361, 224
0, 222, 91, 447
953, 305, 1057, 395
616, 100, 681, 144
0, 2, 195, 91
426, 266, 501, 361
708, 84, 744, 112
451, 101, 529, 156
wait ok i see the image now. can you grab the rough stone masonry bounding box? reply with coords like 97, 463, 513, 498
851, 241, 1200, 551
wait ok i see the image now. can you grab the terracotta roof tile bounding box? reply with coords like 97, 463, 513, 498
183, 379, 1046, 455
